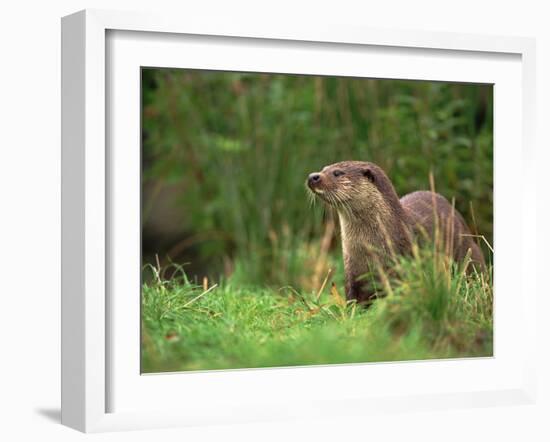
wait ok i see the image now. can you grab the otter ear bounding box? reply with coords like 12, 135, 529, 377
362, 169, 375, 183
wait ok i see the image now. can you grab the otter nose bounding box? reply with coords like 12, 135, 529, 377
308, 173, 321, 185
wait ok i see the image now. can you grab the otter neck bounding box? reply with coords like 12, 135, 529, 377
337, 208, 401, 260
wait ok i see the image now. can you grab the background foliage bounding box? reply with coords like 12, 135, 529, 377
142, 69, 493, 289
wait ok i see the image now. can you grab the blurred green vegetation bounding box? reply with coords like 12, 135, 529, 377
142, 69, 492, 288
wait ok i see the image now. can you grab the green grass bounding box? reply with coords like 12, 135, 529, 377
141, 245, 493, 373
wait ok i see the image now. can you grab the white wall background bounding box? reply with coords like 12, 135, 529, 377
0, 1, 547, 440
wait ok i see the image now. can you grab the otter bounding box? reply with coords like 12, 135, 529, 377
306, 161, 485, 304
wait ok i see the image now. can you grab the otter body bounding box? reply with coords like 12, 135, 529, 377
307, 161, 484, 304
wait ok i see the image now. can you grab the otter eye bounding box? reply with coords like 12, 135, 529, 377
332, 170, 344, 177
362, 169, 375, 183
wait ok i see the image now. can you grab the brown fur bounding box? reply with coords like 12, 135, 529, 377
307, 161, 485, 304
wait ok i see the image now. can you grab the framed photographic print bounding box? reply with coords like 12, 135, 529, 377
61, 9, 537, 432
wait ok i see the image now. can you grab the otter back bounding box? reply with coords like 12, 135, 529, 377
400, 191, 485, 270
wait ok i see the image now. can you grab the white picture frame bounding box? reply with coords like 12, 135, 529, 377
61, 9, 537, 433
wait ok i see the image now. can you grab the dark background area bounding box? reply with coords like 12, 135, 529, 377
141, 68, 493, 289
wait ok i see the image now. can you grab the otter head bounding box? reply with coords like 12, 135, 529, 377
306, 161, 399, 220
